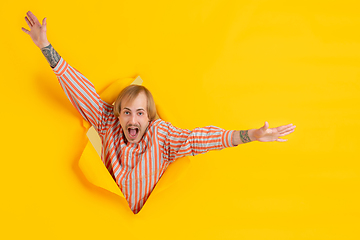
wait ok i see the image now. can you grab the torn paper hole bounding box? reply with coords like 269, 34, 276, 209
78, 76, 191, 199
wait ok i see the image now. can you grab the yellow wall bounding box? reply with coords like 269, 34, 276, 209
1, 0, 359, 239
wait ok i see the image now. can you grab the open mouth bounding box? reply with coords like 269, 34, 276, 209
128, 127, 139, 139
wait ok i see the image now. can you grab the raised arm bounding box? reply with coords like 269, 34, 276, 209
157, 120, 296, 163
22, 11, 116, 134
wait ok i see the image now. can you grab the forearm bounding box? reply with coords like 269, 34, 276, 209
50, 55, 108, 132
40, 43, 61, 68
232, 129, 257, 146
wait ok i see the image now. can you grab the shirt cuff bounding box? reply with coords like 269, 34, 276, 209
221, 130, 235, 148
52, 57, 68, 77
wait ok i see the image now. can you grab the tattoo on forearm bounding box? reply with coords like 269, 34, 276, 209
239, 130, 251, 143
41, 44, 61, 68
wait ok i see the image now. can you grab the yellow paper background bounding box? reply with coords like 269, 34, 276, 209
1, 0, 360, 239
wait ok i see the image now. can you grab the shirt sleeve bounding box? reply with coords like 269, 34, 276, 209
156, 120, 236, 162
52, 57, 116, 136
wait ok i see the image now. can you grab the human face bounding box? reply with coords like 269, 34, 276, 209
118, 92, 150, 144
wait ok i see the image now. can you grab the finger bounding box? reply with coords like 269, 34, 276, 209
42, 18, 47, 31
276, 138, 288, 142
278, 126, 296, 135
279, 129, 295, 137
277, 124, 293, 132
21, 27, 30, 35
29, 11, 41, 26
281, 125, 296, 134
26, 12, 35, 25
262, 121, 269, 131
279, 126, 296, 134
25, 16, 32, 28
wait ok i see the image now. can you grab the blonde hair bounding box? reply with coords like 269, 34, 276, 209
113, 85, 157, 121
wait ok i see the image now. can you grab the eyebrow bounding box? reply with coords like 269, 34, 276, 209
123, 107, 146, 112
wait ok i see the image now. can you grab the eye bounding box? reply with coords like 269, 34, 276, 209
124, 111, 130, 115
138, 112, 143, 116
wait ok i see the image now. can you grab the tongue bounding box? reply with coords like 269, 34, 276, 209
129, 129, 137, 136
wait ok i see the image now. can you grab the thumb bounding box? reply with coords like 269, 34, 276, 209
262, 121, 269, 131
42, 18, 47, 29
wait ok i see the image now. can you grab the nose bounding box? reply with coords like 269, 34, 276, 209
129, 114, 137, 124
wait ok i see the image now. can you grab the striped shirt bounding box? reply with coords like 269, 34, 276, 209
53, 57, 236, 214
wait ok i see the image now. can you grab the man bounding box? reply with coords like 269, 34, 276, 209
22, 11, 296, 214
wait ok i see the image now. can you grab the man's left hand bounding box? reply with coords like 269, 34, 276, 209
253, 122, 296, 142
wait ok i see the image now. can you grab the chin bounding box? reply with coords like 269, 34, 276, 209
128, 139, 139, 144
125, 134, 141, 144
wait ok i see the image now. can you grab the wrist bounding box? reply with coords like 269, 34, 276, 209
39, 41, 51, 49
248, 129, 258, 142
232, 129, 258, 146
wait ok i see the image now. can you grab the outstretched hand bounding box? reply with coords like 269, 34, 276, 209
253, 122, 296, 142
22, 11, 50, 49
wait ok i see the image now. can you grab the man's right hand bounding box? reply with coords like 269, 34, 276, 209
22, 11, 50, 49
